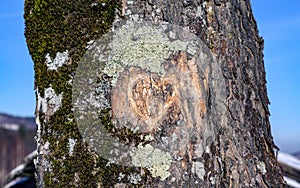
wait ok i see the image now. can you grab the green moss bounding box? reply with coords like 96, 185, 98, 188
24, 0, 129, 186
99, 108, 142, 145
24, 0, 118, 95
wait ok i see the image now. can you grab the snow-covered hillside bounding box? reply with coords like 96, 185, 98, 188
0, 113, 35, 130
0, 113, 36, 188
278, 152, 300, 188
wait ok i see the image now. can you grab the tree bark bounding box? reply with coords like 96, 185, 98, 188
24, 0, 286, 187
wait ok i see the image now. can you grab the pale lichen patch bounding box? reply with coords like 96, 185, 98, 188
118, 172, 125, 181
114, 183, 127, 188
257, 161, 266, 175
37, 87, 63, 115
210, 175, 217, 185
127, 173, 142, 184
42, 141, 50, 154
192, 161, 205, 180
130, 144, 172, 180
196, 6, 204, 18
144, 134, 154, 141
68, 138, 76, 156
45, 50, 69, 71
205, 145, 210, 153
74, 172, 80, 184
40, 141, 52, 173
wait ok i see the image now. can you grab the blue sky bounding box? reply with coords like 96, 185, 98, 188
0, 0, 35, 116
251, 0, 300, 153
0, 1, 299, 153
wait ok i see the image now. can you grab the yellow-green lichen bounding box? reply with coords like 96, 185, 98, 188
99, 22, 200, 86
130, 144, 172, 180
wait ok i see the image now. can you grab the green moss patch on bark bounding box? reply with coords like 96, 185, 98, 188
23, 0, 128, 187
24, 0, 118, 95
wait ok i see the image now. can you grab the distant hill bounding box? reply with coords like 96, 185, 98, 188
277, 152, 300, 187
294, 151, 300, 160
0, 113, 36, 131
0, 112, 36, 187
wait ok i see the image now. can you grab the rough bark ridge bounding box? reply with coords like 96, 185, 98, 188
24, 0, 285, 187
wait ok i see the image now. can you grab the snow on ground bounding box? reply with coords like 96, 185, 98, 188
0, 123, 19, 131
284, 176, 300, 188
278, 152, 300, 171
278, 152, 300, 188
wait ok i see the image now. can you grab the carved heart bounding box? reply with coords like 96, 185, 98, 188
111, 51, 207, 133
111, 66, 180, 132
130, 76, 176, 119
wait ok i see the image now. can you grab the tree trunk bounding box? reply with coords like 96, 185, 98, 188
24, 0, 286, 187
